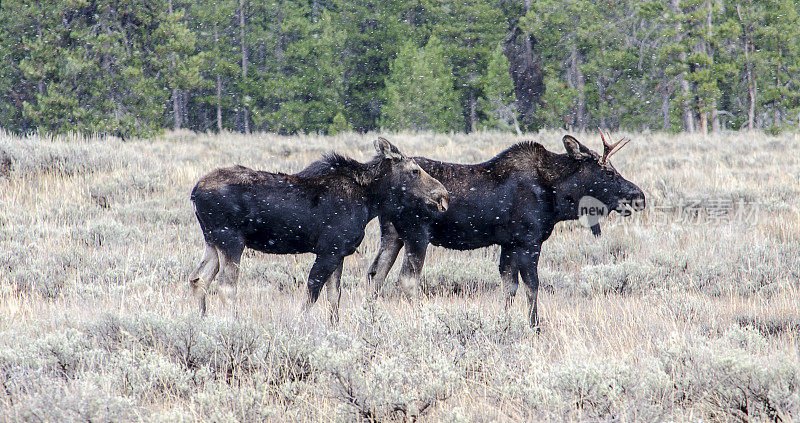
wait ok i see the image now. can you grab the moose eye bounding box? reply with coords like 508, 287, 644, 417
412, 169, 421, 176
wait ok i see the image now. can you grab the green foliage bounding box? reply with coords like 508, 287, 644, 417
479, 46, 518, 132
1, 0, 799, 135
258, 8, 347, 134
336, 0, 415, 132
10, 0, 176, 137
535, 75, 578, 129
327, 112, 351, 135
520, 0, 800, 133
432, 0, 505, 131
188, 0, 238, 131
380, 36, 463, 132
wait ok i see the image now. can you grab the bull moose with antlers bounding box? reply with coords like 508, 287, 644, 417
367, 132, 645, 329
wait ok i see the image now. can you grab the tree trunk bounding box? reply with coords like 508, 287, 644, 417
738, 4, 756, 131
35, 5, 46, 96
406, 7, 415, 26
672, 0, 694, 133
661, 86, 671, 131
678, 59, 694, 133
214, 21, 223, 132
239, 0, 250, 134
598, 83, 608, 130
182, 89, 189, 128
502, 19, 544, 129
699, 109, 708, 134
569, 45, 586, 131
168, 0, 182, 131
216, 73, 223, 132
275, 2, 285, 63
173, 88, 182, 130
711, 99, 720, 132
774, 50, 781, 127
747, 68, 757, 130
706, 1, 720, 132
469, 92, 477, 132
258, 40, 266, 73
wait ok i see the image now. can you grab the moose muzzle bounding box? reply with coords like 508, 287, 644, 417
427, 189, 449, 213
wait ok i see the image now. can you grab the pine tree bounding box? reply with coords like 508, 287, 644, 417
17, 0, 173, 137
2, 0, 800, 136
523, 0, 593, 130
252, 4, 346, 134
0, 0, 33, 133
526, 0, 674, 131
157, 0, 203, 131
188, 0, 238, 132
328, 112, 352, 135
732, 0, 766, 130
756, 0, 800, 131
380, 36, 462, 132
338, 0, 412, 132
432, 0, 505, 132
676, 0, 722, 134
479, 45, 519, 133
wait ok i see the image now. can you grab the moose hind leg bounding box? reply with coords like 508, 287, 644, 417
499, 245, 519, 310
325, 262, 344, 324
217, 239, 245, 318
189, 244, 220, 316
304, 254, 343, 311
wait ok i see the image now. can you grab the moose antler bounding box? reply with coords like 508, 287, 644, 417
598, 129, 630, 164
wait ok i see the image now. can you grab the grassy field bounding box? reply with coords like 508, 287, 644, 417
1, 130, 799, 421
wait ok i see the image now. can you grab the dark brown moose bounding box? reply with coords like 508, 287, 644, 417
189, 137, 449, 322
367, 132, 645, 329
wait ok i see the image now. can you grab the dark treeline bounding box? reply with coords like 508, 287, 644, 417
1, 0, 798, 137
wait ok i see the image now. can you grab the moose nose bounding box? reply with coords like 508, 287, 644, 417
435, 190, 449, 212
631, 192, 646, 211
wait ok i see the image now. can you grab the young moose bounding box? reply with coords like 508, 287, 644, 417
367, 132, 646, 329
189, 137, 449, 321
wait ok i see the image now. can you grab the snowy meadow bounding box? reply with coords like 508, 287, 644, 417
1, 130, 799, 421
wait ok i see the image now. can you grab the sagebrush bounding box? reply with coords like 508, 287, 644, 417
1, 130, 799, 421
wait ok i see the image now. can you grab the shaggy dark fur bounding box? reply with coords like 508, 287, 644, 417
189, 138, 448, 322
367, 135, 646, 329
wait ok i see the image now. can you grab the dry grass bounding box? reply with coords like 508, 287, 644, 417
1, 129, 799, 421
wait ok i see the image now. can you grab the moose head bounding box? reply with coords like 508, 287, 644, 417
558, 131, 646, 235
373, 137, 449, 216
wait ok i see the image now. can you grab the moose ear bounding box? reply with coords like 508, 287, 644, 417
563, 135, 592, 160
374, 137, 404, 160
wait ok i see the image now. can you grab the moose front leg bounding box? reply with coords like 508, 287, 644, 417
516, 245, 542, 330
366, 219, 402, 297
398, 237, 428, 298
499, 245, 519, 310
